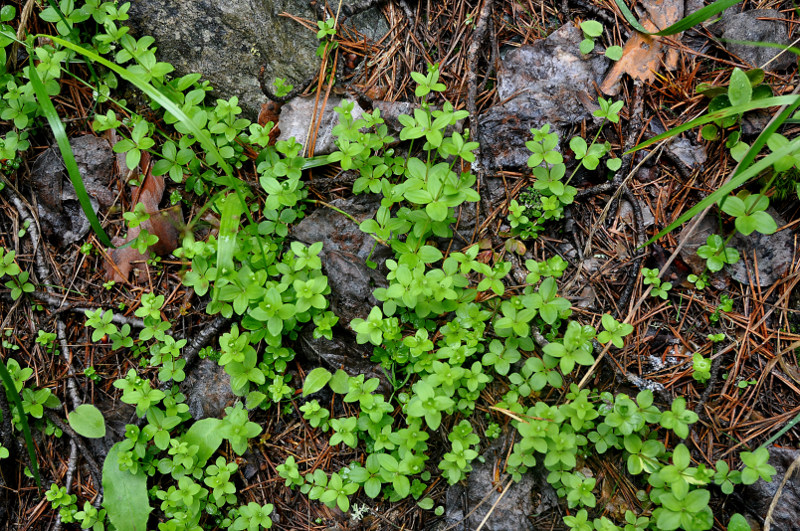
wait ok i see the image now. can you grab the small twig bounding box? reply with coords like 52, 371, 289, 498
465, 0, 495, 143
180, 315, 232, 370
763, 454, 800, 531
616, 185, 645, 313
51, 441, 78, 531
57, 320, 82, 409
44, 412, 103, 500
474, 477, 514, 531
26, 291, 146, 328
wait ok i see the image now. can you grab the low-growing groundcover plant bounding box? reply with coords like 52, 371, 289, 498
0, 0, 793, 529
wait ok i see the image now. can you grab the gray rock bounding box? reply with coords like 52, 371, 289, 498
292, 195, 391, 325
345, 7, 390, 42
325, 250, 386, 326
292, 194, 391, 265
298, 325, 387, 387
477, 23, 609, 170
30, 135, 115, 246
717, 9, 795, 70
182, 359, 235, 420
440, 436, 557, 531
127, 0, 322, 119
278, 95, 364, 156
728, 208, 793, 287
277, 95, 417, 155
743, 446, 800, 529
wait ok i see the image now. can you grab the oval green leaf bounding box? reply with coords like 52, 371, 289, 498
728, 68, 752, 107
68, 404, 106, 438
303, 367, 332, 396
329, 369, 350, 394
103, 442, 152, 531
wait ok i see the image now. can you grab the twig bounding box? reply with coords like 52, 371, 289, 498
57, 320, 82, 409
763, 454, 800, 531
44, 411, 103, 501
616, 185, 645, 313
180, 315, 232, 370
474, 478, 514, 531
27, 291, 146, 328
465, 0, 495, 142
50, 441, 78, 531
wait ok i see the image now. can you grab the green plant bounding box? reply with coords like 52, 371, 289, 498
578, 20, 622, 60
642, 267, 672, 300
692, 353, 711, 383
3, 5, 785, 526
597, 314, 634, 348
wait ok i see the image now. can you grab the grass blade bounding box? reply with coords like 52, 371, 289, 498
47, 36, 267, 263
28, 56, 113, 247
613, 0, 739, 36
627, 95, 798, 153
216, 193, 242, 277
0, 357, 40, 488
645, 134, 800, 245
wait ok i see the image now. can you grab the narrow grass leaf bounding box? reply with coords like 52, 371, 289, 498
28, 56, 113, 247
645, 134, 800, 245
0, 357, 40, 488
613, 0, 739, 36
628, 95, 798, 152
216, 193, 241, 277
46, 36, 265, 262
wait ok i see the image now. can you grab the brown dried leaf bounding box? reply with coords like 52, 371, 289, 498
600, 0, 683, 95
104, 149, 182, 284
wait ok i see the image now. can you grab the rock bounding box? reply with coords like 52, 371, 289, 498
30, 135, 115, 247
440, 436, 557, 531
298, 325, 387, 387
292, 194, 391, 265
338, 0, 384, 17
325, 250, 386, 326
345, 6, 390, 42
278, 96, 363, 156
292, 194, 391, 325
667, 137, 707, 169
182, 359, 235, 420
742, 446, 800, 529
728, 208, 793, 287
127, 0, 321, 119
277, 96, 416, 155
618, 198, 655, 229
716, 9, 795, 71
477, 24, 609, 170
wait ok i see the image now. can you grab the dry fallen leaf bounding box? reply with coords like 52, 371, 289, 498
600, 0, 683, 95
104, 148, 182, 284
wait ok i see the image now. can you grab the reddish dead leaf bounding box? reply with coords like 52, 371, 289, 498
258, 101, 281, 127
104, 147, 182, 284
600, 0, 683, 95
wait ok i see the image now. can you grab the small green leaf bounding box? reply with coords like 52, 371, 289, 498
727, 513, 750, 531
303, 367, 332, 396
68, 404, 106, 438
329, 369, 350, 394
605, 46, 623, 61
580, 20, 603, 37
728, 68, 752, 107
